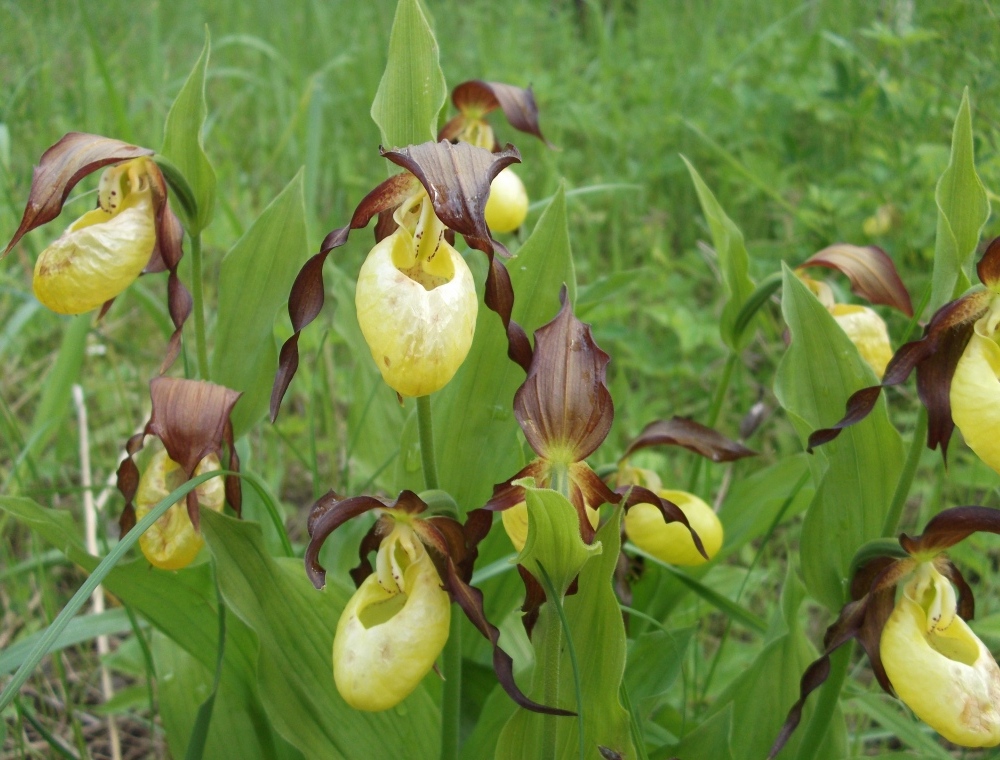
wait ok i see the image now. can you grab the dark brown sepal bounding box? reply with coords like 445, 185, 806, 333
937, 557, 976, 620
514, 290, 613, 461
976, 236, 1000, 288
485, 460, 547, 512
449, 81, 551, 147
900, 505, 1000, 555
619, 485, 707, 561
269, 173, 419, 422
381, 141, 520, 249
806, 290, 991, 452
622, 417, 757, 462
350, 519, 390, 588
443, 558, 574, 716
4, 132, 154, 256
800, 244, 913, 316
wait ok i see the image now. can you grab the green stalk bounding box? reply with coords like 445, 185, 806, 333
416, 395, 439, 490
542, 604, 564, 760
881, 407, 928, 537
792, 643, 852, 760
418, 395, 457, 760
538, 564, 585, 760
687, 351, 738, 492
190, 233, 210, 380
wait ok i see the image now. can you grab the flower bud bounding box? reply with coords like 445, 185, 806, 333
484, 167, 528, 233
881, 563, 1000, 747
134, 450, 225, 570
333, 523, 450, 711
355, 228, 477, 398
829, 304, 893, 379
951, 314, 1000, 475
501, 500, 600, 553
624, 489, 722, 566
33, 159, 157, 315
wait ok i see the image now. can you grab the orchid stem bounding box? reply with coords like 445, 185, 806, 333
687, 351, 738, 492
417, 394, 456, 760
791, 643, 852, 760
416, 395, 439, 490
881, 406, 927, 537
190, 233, 210, 380
542, 604, 563, 760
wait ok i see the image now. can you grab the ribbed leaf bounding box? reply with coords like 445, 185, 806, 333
370, 0, 446, 148
161, 31, 216, 234
774, 267, 903, 609
682, 157, 756, 349
212, 173, 309, 437
930, 88, 990, 310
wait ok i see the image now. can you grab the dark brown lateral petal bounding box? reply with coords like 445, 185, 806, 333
514, 291, 613, 461
382, 141, 520, 247
116, 430, 147, 535
443, 559, 574, 716
304, 492, 398, 589
484, 461, 547, 512
619, 485, 707, 561
976, 236, 1000, 287
4, 132, 154, 256
801, 244, 913, 316
349, 520, 389, 588
807, 291, 991, 451
269, 172, 418, 421
622, 417, 757, 462
937, 557, 976, 620
769, 557, 909, 759
900, 505, 1000, 555
485, 256, 533, 372
451, 81, 551, 147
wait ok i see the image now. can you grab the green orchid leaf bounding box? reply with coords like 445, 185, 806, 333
515, 483, 601, 597
497, 507, 633, 760
212, 172, 309, 437
682, 157, 756, 349
663, 704, 735, 760
708, 569, 848, 760
154, 632, 303, 760
161, 30, 216, 235
370, 0, 446, 149
200, 509, 440, 760
774, 266, 903, 610
406, 183, 576, 509
930, 88, 990, 310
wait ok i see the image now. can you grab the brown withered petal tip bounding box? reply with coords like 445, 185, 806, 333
514, 289, 613, 462
622, 416, 757, 462
976, 236, 1000, 287
4, 132, 154, 256
801, 244, 913, 316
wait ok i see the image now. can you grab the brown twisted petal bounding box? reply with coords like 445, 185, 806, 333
4, 133, 154, 256
801, 244, 913, 316
976, 236, 1000, 288
514, 289, 613, 462
269, 172, 420, 421
305, 490, 429, 589
768, 556, 914, 759
449, 80, 551, 148
117, 378, 242, 534
621, 416, 757, 462
807, 290, 992, 452
619, 485, 707, 561
899, 505, 1000, 556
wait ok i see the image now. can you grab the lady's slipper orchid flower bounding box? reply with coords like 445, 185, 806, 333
4, 133, 190, 368
770, 506, 1000, 756
134, 450, 225, 570
809, 237, 1000, 474
304, 490, 570, 715
117, 377, 243, 547
796, 244, 913, 379
438, 80, 551, 234
485, 293, 708, 626
616, 417, 756, 566
271, 140, 532, 417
